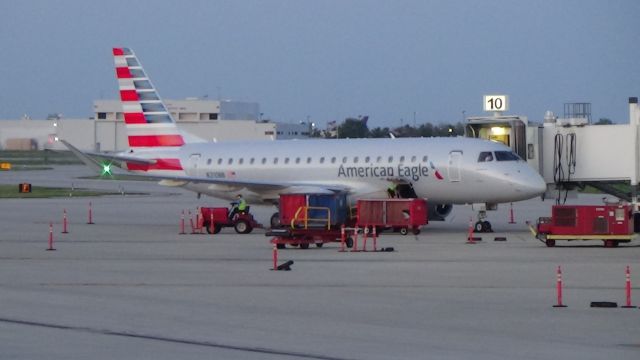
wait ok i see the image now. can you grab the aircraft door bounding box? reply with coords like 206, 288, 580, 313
448, 151, 462, 182
188, 153, 201, 176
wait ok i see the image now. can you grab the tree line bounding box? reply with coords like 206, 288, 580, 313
314, 117, 466, 139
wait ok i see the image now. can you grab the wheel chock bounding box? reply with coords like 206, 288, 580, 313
590, 301, 618, 308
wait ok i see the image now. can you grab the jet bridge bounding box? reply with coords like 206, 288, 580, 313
465, 97, 640, 208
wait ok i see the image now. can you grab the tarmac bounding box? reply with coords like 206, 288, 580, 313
0, 165, 639, 359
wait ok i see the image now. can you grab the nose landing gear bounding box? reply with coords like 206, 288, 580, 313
473, 208, 493, 233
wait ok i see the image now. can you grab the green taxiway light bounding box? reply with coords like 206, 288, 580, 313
101, 163, 112, 176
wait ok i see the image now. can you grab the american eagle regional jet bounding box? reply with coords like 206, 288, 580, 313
63, 48, 546, 232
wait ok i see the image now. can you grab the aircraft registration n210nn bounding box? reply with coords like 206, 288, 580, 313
62, 47, 546, 232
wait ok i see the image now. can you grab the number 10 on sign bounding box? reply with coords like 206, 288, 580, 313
484, 95, 508, 112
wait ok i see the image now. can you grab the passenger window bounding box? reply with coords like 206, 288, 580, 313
365, 156, 370, 163
388, 156, 393, 163
478, 151, 493, 162
295, 157, 301, 164
217, 158, 222, 165
261, 158, 266, 164
273, 158, 279, 164
307, 157, 312, 164
342, 156, 348, 164
354, 156, 359, 164
376, 156, 382, 163
399, 156, 405, 163
228, 158, 233, 165
207, 158, 212, 165
320, 157, 325, 164
422, 155, 428, 162
284, 157, 290, 164
331, 157, 336, 164
238, 158, 244, 165
250, 158, 255, 164
411, 156, 416, 162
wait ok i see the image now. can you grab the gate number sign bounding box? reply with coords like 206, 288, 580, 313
483, 95, 508, 112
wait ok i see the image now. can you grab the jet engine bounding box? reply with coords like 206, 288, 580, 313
428, 203, 453, 221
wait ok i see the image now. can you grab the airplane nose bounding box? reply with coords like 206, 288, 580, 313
514, 168, 547, 198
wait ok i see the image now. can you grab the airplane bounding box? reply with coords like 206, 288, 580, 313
62, 47, 547, 232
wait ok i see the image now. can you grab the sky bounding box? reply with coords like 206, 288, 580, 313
0, 0, 639, 129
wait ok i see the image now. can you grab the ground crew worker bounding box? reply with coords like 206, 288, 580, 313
387, 183, 397, 198
229, 194, 247, 219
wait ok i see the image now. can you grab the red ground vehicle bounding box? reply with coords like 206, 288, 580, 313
268, 193, 353, 249
356, 198, 428, 235
532, 204, 635, 247
200, 206, 262, 234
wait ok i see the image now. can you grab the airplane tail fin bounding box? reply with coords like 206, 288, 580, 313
112, 47, 185, 149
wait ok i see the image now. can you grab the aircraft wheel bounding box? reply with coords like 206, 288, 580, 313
270, 213, 281, 228
345, 237, 354, 248
234, 220, 250, 234
482, 221, 492, 233
474, 221, 484, 233
399, 227, 409, 235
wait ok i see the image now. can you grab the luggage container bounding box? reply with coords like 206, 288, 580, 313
531, 204, 635, 247
357, 198, 428, 235
279, 193, 349, 228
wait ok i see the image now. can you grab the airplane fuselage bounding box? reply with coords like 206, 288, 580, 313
137, 136, 546, 205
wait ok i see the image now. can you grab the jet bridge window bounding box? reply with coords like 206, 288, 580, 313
478, 151, 494, 162
494, 151, 521, 161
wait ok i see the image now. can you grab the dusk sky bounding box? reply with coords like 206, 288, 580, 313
1, 0, 639, 128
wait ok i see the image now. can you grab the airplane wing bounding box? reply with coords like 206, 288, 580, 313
60, 140, 349, 194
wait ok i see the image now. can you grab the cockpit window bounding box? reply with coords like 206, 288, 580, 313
495, 151, 521, 161
478, 151, 494, 162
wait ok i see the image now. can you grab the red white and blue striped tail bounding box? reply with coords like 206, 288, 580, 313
112, 47, 185, 149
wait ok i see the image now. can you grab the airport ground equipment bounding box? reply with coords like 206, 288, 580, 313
267, 193, 353, 249
356, 198, 428, 235
268, 194, 429, 249
199, 206, 262, 234
530, 204, 635, 247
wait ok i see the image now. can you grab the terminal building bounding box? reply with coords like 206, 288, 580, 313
0, 99, 311, 151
